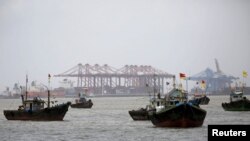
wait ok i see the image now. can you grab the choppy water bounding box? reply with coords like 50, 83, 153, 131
0, 95, 250, 141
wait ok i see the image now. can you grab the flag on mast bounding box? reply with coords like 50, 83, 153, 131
201, 80, 206, 88
242, 70, 248, 78
179, 73, 186, 80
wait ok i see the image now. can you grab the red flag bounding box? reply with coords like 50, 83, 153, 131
179, 73, 186, 79
201, 80, 206, 88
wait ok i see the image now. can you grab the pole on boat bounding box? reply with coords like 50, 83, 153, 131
186, 78, 188, 93
20, 86, 24, 105
166, 81, 169, 94
25, 74, 28, 100
101, 78, 103, 96
173, 75, 176, 89
146, 83, 150, 101
153, 74, 156, 100
48, 74, 51, 108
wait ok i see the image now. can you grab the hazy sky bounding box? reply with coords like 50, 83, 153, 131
0, 0, 250, 90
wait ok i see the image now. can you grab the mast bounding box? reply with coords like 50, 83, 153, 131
153, 74, 156, 100
20, 86, 24, 105
25, 74, 28, 100
48, 74, 51, 108
173, 75, 176, 89
145, 83, 150, 97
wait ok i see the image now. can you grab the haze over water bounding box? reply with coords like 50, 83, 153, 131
1, 0, 250, 90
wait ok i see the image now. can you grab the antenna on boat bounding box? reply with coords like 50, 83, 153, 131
166, 81, 170, 94
146, 83, 150, 99
173, 75, 176, 89
20, 86, 24, 105
185, 77, 190, 93
48, 74, 51, 108
25, 74, 28, 100
153, 74, 157, 100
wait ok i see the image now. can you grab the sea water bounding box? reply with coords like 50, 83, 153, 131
0, 95, 250, 141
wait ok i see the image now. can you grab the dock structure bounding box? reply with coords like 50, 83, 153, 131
54, 63, 174, 95
189, 59, 239, 95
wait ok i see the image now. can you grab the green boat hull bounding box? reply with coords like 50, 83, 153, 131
222, 100, 250, 111
148, 103, 207, 128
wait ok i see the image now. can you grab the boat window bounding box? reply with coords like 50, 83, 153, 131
32, 102, 43, 110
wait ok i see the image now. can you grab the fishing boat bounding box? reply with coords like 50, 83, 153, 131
3, 75, 71, 121
70, 87, 93, 108
128, 83, 159, 121
222, 88, 250, 111
128, 105, 150, 120
148, 88, 207, 128
128, 99, 160, 121
189, 93, 210, 105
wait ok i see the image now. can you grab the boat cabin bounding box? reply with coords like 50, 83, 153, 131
149, 97, 166, 112
75, 97, 87, 103
75, 92, 90, 103
149, 89, 189, 112
230, 90, 244, 102
21, 97, 45, 111
167, 88, 188, 104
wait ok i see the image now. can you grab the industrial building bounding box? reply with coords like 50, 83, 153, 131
54, 63, 174, 96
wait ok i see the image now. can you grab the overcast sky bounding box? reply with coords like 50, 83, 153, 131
0, 0, 249, 91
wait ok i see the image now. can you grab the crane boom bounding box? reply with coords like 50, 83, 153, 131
215, 58, 222, 73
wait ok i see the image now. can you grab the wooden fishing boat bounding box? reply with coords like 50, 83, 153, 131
222, 89, 250, 111
128, 106, 149, 120
71, 87, 93, 108
148, 88, 207, 128
3, 75, 71, 121
189, 94, 210, 105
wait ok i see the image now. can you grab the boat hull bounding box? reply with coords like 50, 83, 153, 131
128, 108, 149, 120
149, 103, 207, 128
71, 101, 93, 108
3, 102, 71, 121
222, 100, 250, 111
199, 96, 210, 105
